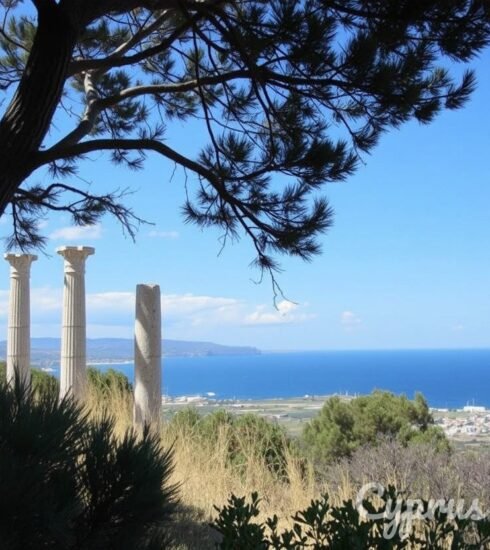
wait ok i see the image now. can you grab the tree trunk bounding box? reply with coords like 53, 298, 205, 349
0, 2, 78, 215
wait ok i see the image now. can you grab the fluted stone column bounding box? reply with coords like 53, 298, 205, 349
4, 253, 37, 386
57, 246, 94, 400
134, 284, 162, 429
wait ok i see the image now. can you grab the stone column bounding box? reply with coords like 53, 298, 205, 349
57, 246, 94, 400
4, 253, 37, 386
134, 284, 162, 429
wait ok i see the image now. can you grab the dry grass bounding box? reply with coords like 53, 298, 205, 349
85, 382, 133, 433
84, 385, 319, 521
161, 419, 318, 523
159, 421, 323, 548
84, 387, 490, 549
83, 388, 322, 547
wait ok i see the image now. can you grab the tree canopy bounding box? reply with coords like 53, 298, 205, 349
303, 390, 449, 462
0, 0, 489, 278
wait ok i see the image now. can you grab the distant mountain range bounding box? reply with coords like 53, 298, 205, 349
0, 338, 260, 365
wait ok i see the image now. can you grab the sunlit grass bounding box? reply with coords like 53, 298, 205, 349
84, 383, 490, 549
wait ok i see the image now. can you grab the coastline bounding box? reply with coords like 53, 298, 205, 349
29, 348, 490, 410
161, 394, 490, 445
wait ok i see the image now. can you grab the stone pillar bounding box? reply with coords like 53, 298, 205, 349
4, 253, 37, 386
134, 284, 162, 429
57, 246, 94, 400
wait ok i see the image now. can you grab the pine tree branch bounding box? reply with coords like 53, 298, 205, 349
68, 10, 176, 76
107, 10, 169, 62
55, 71, 100, 148
11, 183, 146, 248
36, 137, 223, 182
52, 69, 251, 148
0, 15, 28, 53
69, 0, 225, 28
33, 137, 282, 238
102, 69, 250, 104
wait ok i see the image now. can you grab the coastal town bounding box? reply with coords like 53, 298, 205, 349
433, 405, 490, 442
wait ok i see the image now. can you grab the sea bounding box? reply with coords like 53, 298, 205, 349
71, 348, 490, 409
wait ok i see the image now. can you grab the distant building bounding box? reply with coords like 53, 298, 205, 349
463, 405, 486, 413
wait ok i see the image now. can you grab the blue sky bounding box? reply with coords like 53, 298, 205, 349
0, 51, 488, 351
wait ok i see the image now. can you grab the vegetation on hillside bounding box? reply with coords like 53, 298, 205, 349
211, 490, 490, 549
168, 408, 293, 478
303, 391, 449, 464
0, 361, 59, 397
87, 366, 133, 398
1, 365, 488, 548
0, 376, 177, 550
0, 362, 132, 402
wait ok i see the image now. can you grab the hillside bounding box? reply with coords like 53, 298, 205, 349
0, 338, 260, 365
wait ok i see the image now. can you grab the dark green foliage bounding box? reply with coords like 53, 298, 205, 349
211, 490, 490, 549
169, 408, 292, 477
212, 492, 267, 549
0, 360, 59, 398
0, 377, 178, 550
87, 366, 133, 398
0, 363, 133, 402
0, 2, 489, 274
75, 418, 177, 549
31, 365, 59, 398
0, 376, 86, 549
303, 391, 449, 463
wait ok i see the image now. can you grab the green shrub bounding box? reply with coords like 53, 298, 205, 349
0, 377, 177, 550
168, 406, 202, 430
303, 391, 449, 463
0, 361, 59, 398
1, 363, 133, 403
211, 490, 490, 549
31, 366, 59, 398
87, 366, 133, 398
168, 408, 292, 477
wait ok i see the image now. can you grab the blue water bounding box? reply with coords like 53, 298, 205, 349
51, 349, 490, 408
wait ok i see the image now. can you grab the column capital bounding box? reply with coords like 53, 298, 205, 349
57, 246, 94, 273
4, 253, 37, 276
58, 246, 93, 401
